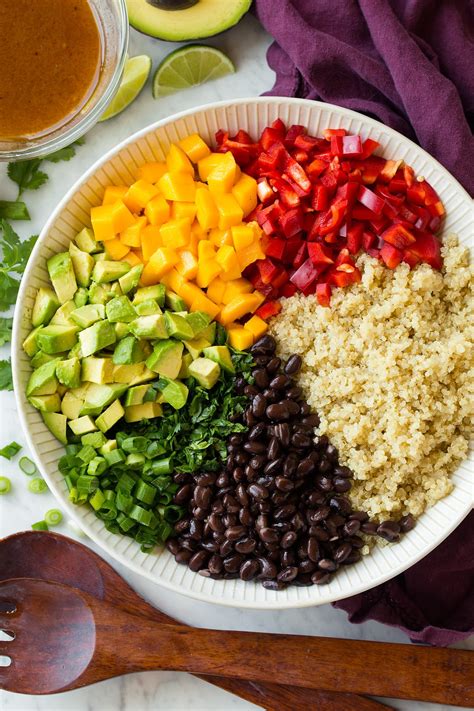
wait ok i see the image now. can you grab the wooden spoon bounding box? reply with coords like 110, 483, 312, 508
0, 531, 386, 711
1, 577, 473, 705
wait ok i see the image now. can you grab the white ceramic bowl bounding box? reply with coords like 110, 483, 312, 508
13, 98, 473, 608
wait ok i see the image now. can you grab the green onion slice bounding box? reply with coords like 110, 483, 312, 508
31, 520, 49, 531
44, 509, 63, 527
0, 476, 11, 494
28, 477, 48, 494
19, 456, 37, 475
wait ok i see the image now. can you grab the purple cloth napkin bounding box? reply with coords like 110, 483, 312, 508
254, 0, 474, 645
254, 0, 474, 196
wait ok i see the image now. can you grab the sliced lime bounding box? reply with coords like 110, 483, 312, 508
100, 55, 152, 122
152, 45, 235, 99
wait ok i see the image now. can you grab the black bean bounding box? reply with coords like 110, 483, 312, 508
315, 434, 329, 449
318, 558, 338, 572
254, 355, 271, 367
377, 520, 401, 542
264, 458, 283, 477
299, 559, 316, 574
297, 458, 315, 477
223, 553, 245, 573
262, 579, 287, 590
225, 525, 247, 541
310, 525, 330, 541
239, 559, 260, 581
263, 388, 278, 402
174, 518, 189, 534
334, 542, 352, 563
280, 549, 295, 567
201, 540, 218, 553
286, 386, 303, 400
252, 393, 268, 418
315, 475, 333, 493
216, 472, 230, 488
302, 414, 320, 428
166, 538, 180, 555
259, 527, 279, 544
244, 440, 266, 455
343, 519, 361, 536
329, 496, 352, 515
249, 455, 265, 470
311, 571, 331, 585
286, 400, 301, 416
283, 455, 298, 477
208, 513, 224, 533
361, 521, 378, 535
342, 551, 361, 565
269, 374, 290, 390
349, 535, 364, 549
275, 476, 294, 492
274, 423, 290, 446
244, 409, 258, 426
399, 514, 416, 533
188, 519, 203, 539
281, 531, 297, 549
220, 540, 233, 557
251, 335, 276, 354
208, 555, 223, 575
248, 422, 266, 440
307, 537, 320, 562
307, 490, 325, 506
256, 514, 269, 530
257, 557, 278, 579
267, 437, 281, 461
284, 354, 302, 375
188, 550, 209, 572
244, 384, 260, 397
349, 510, 369, 523
277, 566, 298, 583
265, 402, 289, 421
291, 432, 311, 448
248, 483, 269, 500
235, 537, 257, 554
175, 549, 192, 564
194, 486, 212, 509
174, 484, 192, 505
274, 504, 296, 521
174, 472, 188, 484
309, 506, 331, 523
333, 477, 352, 493
239, 508, 252, 526
266, 357, 281, 373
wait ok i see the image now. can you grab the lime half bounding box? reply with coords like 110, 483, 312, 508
153, 45, 235, 99
100, 55, 152, 122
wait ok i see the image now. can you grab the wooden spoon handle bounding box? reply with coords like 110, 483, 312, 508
113, 622, 474, 707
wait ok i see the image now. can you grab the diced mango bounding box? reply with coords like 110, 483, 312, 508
215, 193, 244, 229
190, 292, 220, 319
171, 201, 197, 222
179, 134, 211, 163
138, 162, 167, 184
120, 215, 147, 248
91, 204, 116, 242
207, 152, 237, 195
219, 292, 265, 325
140, 247, 179, 285
237, 240, 265, 270
166, 144, 194, 175
195, 188, 219, 231
102, 186, 128, 205
188, 232, 200, 256
197, 240, 217, 262
233, 165, 242, 185
207, 276, 226, 304
121, 251, 143, 267
216, 245, 242, 281
158, 172, 196, 202
177, 280, 203, 308
160, 268, 186, 294
160, 217, 191, 249
111, 201, 135, 233
232, 173, 258, 217
123, 180, 160, 213
209, 228, 233, 248
244, 315, 268, 340
231, 225, 255, 251
105, 238, 130, 261
196, 259, 222, 289
176, 250, 198, 280
227, 325, 254, 351
145, 195, 170, 226
141, 225, 163, 261
133, 248, 144, 262
198, 153, 229, 181
222, 278, 253, 304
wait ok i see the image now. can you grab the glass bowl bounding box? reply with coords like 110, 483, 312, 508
0, 0, 129, 162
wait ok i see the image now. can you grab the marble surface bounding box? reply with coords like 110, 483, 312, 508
0, 14, 471, 711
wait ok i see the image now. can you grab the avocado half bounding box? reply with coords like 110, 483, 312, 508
126, 0, 252, 41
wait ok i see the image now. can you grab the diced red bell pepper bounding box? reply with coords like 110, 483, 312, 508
336, 181, 359, 207
358, 156, 386, 184
402, 249, 421, 269
379, 160, 403, 182
270, 118, 286, 137
281, 282, 297, 298
271, 177, 301, 208
323, 128, 346, 140
347, 223, 364, 254
328, 265, 362, 287
429, 215, 442, 232
412, 205, 431, 230
409, 232, 442, 269
316, 282, 332, 307
358, 185, 386, 215
292, 150, 309, 164
330, 135, 344, 156
320, 170, 339, 193
307, 158, 328, 179
307, 242, 335, 267
236, 129, 253, 145
283, 239, 303, 263
351, 205, 378, 221
252, 278, 277, 299
294, 134, 327, 152
293, 242, 308, 268
403, 164, 415, 187
380, 223, 416, 250
255, 300, 282, 321
380, 243, 403, 269
360, 138, 380, 159
273, 268, 290, 289
257, 178, 275, 205
311, 184, 329, 211
318, 200, 348, 236
257, 258, 281, 285
290, 257, 320, 290
279, 207, 304, 237
388, 178, 407, 193
342, 135, 363, 157
260, 127, 286, 152
334, 247, 352, 267
284, 124, 306, 147
362, 231, 376, 250
366, 248, 381, 259
283, 156, 312, 194
369, 215, 390, 235
265, 238, 286, 262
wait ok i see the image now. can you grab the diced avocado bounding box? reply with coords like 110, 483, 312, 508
178, 352, 193, 379
114, 322, 129, 341
37, 325, 78, 354
92, 261, 130, 284
57, 384, 67, 397
164, 311, 194, 341
165, 290, 187, 312
99, 439, 117, 455
69, 415, 98, 436
80, 383, 128, 416
69, 242, 94, 287
56, 357, 81, 388
110, 281, 123, 297
133, 284, 166, 307
124, 384, 150, 406
47, 252, 77, 304
203, 345, 235, 374
200, 322, 216, 344
81, 431, 107, 448
95, 399, 125, 433
189, 357, 221, 389
82, 357, 114, 384
61, 391, 84, 420
26, 359, 60, 396
113, 363, 145, 383
93, 252, 107, 262
74, 288, 89, 308
70, 384, 91, 400
184, 337, 211, 360
31, 350, 61, 369
119, 264, 143, 295
22, 326, 44, 357
31, 287, 60, 327
185, 311, 212, 337
105, 295, 136, 323
75, 227, 98, 254
160, 378, 189, 410
134, 299, 160, 316
79, 320, 116, 357
88, 283, 111, 305
113, 336, 145, 365
129, 367, 157, 386
70, 303, 106, 328
124, 401, 162, 423
146, 340, 183, 379
50, 300, 76, 325
68, 342, 83, 358
129, 314, 168, 340
29, 393, 61, 413
42, 411, 68, 444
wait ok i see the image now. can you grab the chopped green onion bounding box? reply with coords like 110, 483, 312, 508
0, 441, 22, 460
0, 476, 11, 494
89, 490, 106, 511
44, 509, 63, 527
135, 479, 156, 505
31, 520, 49, 531
149, 457, 173, 476
28, 477, 48, 494
19, 456, 37, 475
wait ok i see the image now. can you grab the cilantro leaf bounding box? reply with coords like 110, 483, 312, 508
0, 359, 13, 391
7, 159, 48, 197
0, 200, 30, 221
0, 441, 22, 460
0, 317, 13, 346
0, 220, 37, 274
45, 145, 78, 163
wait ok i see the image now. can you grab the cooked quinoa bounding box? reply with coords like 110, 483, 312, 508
270, 235, 473, 520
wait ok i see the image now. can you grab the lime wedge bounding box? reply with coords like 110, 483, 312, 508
152, 45, 235, 99
100, 55, 152, 122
